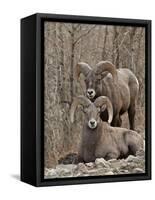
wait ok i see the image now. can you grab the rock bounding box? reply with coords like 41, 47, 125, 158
112, 168, 120, 174
136, 149, 145, 157
95, 158, 110, 168
109, 159, 117, 163
86, 169, 98, 176
77, 163, 88, 173
75, 172, 83, 177
57, 164, 77, 171
120, 161, 128, 169
133, 168, 144, 173
56, 168, 71, 177
104, 171, 114, 175
119, 169, 129, 174
44, 168, 50, 176
45, 168, 58, 178
109, 160, 119, 169
82, 174, 90, 177
126, 155, 139, 163
96, 168, 109, 175
85, 162, 95, 169
56, 164, 77, 177
44, 151, 145, 178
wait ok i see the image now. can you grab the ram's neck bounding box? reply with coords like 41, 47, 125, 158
101, 122, 111, 135
81, 123, 100, 162
84, 123, 102, 144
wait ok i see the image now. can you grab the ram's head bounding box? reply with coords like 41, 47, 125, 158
76, 61, 117, 100
70, 96, 113, 129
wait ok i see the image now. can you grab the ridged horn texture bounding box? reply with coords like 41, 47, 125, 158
95, 61, 118, 82
70, 96, 91, 123
94, 96, 113, 124
76, 62, 92, 78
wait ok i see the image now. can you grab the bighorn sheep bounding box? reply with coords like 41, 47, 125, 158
76, 61, 139, 130
70, 96, 143, 163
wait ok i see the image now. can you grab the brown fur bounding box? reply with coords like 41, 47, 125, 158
76, 61, 139, 130
71, 96, 143, 163
78, 119, 143, 163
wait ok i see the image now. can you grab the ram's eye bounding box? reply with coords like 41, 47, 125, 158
96, 76, 101, 81
84, 78, 88, 84
83, 108, 88, 113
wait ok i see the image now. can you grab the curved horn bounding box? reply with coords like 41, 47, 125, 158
70, 96, 91, 123
94, 96, 113, 124
76, 62, 92, 79
95, 61, 118, 82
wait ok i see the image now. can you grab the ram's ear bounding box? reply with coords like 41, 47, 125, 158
100, 104, 106, 112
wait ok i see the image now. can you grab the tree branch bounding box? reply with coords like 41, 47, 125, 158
122, 44, 132, 57
63, 24, 72, 35
73, 25, 96, 45
74, 24, 81, 32
113, 31, 129, 54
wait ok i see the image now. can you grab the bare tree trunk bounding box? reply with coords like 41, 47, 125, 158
114, 27, 120, 68
129, 27, 136, 71
102, 26, 108, 60
70, 26, 75, 103
57, 24, 65, 100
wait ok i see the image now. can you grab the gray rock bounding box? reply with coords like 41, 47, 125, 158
44, 151, 145, 178
119, 169, 129, 174
87, 169, 98, 175
74, 172, 83, 177
109, 159, 117, 163
44, 168, 50, 176
56, 164, 77, 177
126, 155, 139, 163
133, 168, 144, 173
108, 159, 120, 168
136, 149, 145, 157
95, 158, 110, 168
112, 167, 120, 174
104, 171, 114, 175
45, 168, 58, 178
96, 168, 109, 175
85, 162, 95, 169
120, 161, 128, 169
77, 163, 88, 173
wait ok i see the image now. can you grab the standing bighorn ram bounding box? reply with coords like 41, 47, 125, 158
70, 96, 143, 163
76, 61, 139, 130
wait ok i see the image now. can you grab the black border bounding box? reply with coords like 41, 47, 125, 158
22, 13, 152, 187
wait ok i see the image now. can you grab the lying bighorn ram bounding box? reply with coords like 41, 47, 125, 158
70, 96, 143, 163
76, 61, 139, 130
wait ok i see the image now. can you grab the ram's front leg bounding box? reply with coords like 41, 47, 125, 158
111, 114, 122, 127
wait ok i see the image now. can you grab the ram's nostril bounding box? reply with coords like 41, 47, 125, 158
88, 90, 93, 95
90, 121, 95, 125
